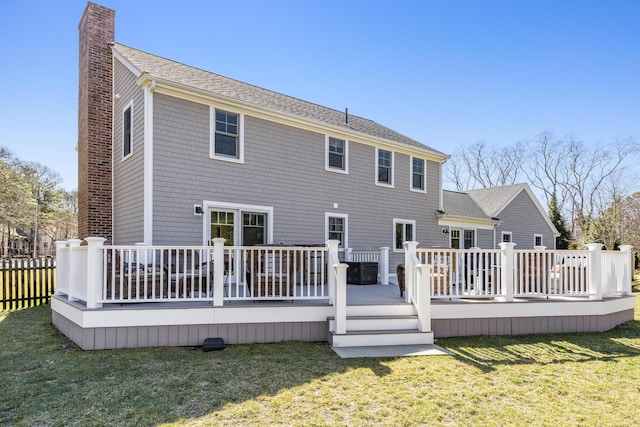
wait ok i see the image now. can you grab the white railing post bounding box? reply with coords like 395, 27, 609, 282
67, 239, 82, 302
334, 263, 349, 335
499, 242, 516, 302
415, 263, 432, 332
54, 241, 68, 296
587, 243, 603, 300
212, 238, 226, 306
619, 245, 634, 295
85, 237, 106, 309
379, 247, 389, 285
403, 241, 419, 303
326, 240, 340, 304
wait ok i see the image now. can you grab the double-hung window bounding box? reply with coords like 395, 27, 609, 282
394, 219, 415, 251
211, 107, 244, 163
326, 213, 348, 249
326, 136, 348, 173
122, 103, 132, 159
376, 148, 393, 187
502, 231, 512, 243
411, 157, 425, 192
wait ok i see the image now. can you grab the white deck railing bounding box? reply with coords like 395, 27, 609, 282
405, 243, 633, 301
54, 238, 633, 310
54, 238, 340, 308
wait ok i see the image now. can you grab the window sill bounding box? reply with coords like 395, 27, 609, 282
210, 154, 244, 164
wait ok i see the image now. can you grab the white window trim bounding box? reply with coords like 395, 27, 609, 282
202, 201, 273, 246
501, 231, 513, 243
410, 156, 426, 193
463, 229, 477, 249
534, 233, 544, 247
325, 212, 348, 249
375, 147, 394, 188
122, 100, 133, 161
325, 135, 349, 174
393, 218, 416, 252
209, 106, 244, 164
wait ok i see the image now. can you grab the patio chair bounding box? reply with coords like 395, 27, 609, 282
105, 250, 168, 300
163, 249, 214, 297
245, 249, 295, 298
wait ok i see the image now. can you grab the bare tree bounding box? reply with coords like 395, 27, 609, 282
444, 140, 525, 190
444, 132, 640, 247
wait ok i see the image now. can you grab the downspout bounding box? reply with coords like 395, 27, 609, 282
439, 159, 446, 212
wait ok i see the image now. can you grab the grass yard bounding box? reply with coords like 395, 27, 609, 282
1, 287, 640, 426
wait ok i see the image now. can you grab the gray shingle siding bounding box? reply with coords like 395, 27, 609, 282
494, 191, 555, 249
148, 92, 447, 270
476, 230, 496, 249
111, 43, 446, 157
113, 60, 145, 244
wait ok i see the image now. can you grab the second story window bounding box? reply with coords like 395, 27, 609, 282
411, 157, 425, 191
123, 104, 132, 158
502, 231, 512, 243
326, 136, 348, 173
376, 148, 393, 187
211, 107, 244, 163
215, 110, 238, 157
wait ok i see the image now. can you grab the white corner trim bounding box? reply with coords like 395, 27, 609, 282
143, 86, 154, 244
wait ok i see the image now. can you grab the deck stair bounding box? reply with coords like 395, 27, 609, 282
328, 303, 434, 348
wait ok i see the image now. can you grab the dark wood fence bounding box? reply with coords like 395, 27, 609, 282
1, 258, 56, 311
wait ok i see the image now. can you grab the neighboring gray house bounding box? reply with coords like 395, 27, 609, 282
79, 8, 451, 274
439, 184, 559, 250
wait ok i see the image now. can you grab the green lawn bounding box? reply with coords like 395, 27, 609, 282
1, 287, 639, 426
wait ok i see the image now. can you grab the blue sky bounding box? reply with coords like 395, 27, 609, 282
1, 1, 638, 191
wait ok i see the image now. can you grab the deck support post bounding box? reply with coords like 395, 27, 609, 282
403, 241, 419, 304
499, 242, 516, 302
379, 247, 389, 285
587, 243, 603, 300
212, 238, 226, 306
85, 237, 106, 309
415, 263, 432, 332
54, 241, 68, 296
619, 245, 634, 295
333, 263, 348, 335
67, 239, 82, 302
326, 240, 340, 304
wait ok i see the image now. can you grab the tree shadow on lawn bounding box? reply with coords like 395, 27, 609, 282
439, 317, 640, 373
0, 305, 393, 426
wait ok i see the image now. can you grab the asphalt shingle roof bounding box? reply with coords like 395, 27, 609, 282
112, 43, 445, 156
442, 190, 491, 219
466, 184, 526, 218
442, 184, 528, 220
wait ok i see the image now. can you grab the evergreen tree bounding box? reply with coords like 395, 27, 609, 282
548, 192, 572, 249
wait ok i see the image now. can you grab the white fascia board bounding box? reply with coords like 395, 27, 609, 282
431, 296, 636, 320
437, 214, 497, 230
135, 73, 448, 162
112, 49, 142, 78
